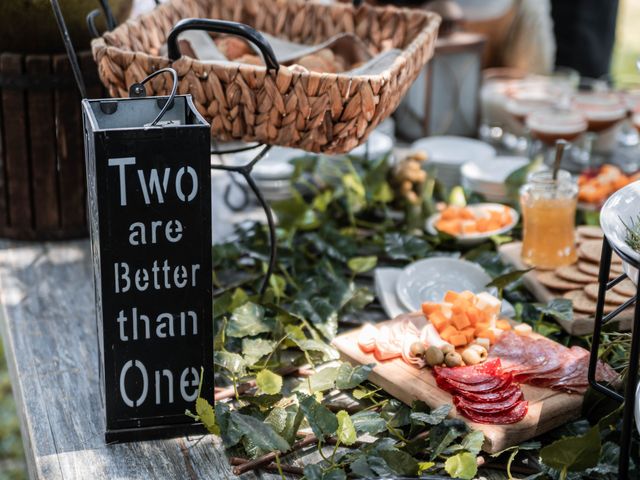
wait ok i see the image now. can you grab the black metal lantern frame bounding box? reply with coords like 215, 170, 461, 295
588, 237, 640, 480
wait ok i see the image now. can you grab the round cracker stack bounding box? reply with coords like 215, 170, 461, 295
577, 225, 604, 240
556, 264, 596, 284
536, 271, 584, 291
563, 290, 616, 314
578, 240, 623, 265
613, 279, 637, 298
584, 283, 631, 305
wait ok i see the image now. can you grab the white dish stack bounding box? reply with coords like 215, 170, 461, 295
411, 136, 496, 190
461, 156, 531, 203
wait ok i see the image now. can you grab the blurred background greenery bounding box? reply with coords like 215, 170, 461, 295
0, 1, 639, 479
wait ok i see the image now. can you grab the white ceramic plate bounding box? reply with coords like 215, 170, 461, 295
348, 130, 394, 160
412, 136, 496, 166
461, 156, 529, 186
425, 203, 519, 246
600, 180, 640, 284
233, 146, 308, 180
396, 257, 492, 311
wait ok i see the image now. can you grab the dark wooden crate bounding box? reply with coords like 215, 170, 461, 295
0, 50, 101, 240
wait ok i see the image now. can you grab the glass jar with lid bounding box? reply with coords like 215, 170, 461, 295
520, 170, 578, 268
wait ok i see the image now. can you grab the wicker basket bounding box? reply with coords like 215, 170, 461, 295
92, 0, 439, 154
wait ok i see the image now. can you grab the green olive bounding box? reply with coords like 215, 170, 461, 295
410, 342, 425, 357
444, 351, 463, 367
424, 346, 444, 366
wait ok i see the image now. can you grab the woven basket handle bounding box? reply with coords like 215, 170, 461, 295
167, 18, 279, 71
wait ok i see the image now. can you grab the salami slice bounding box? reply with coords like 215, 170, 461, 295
433, 358, 502, 384
457, 400, 528, 424
454, 388, 524, 413
455, 383, 522, 403
436, 372, 513, 394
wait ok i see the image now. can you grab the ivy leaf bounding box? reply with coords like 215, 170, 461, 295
374, 449, 419, 476
461, 430, 485, 455
256, 369, 282, 395
305, 366, 340, 393
242, 338, 276, 365
351, 410, 387, 435
430, 419, 468, 459
215, 402, 242, 446
445, 452, 478, 480
265, 405, 304, 445
540, 424, 601, 473
418, 461, 435, 473
195, 397, 219, 435
304, 465, 347, 480
335, 363, 374, 389
538, 298, 574, 323
290, 338, 339, 361
410, 404, 451, 426
298, 394, 338, 439
336, 410, 357, 446
347, 256, 378, 274
486, 268, 533, 290
229, 412, 290, 453
214, 351, 246, 377
227, 302, 271, 338
384, 233, 431, 261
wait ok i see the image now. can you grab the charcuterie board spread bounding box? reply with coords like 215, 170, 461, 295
332, 290, 618, 453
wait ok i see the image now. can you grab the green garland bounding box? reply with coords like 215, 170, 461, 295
193, 153, 635, 479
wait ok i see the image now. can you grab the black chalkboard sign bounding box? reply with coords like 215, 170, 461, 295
82, 95, 213, 443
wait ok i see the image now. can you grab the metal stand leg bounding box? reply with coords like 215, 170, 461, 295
211, 144, 277, 297
588, 237, 640, 479
620, 289, 640, 478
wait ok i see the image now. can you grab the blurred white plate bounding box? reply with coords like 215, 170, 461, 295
461, 156, 529, 187
600, 180, 640, 284
425, 203, 519, 246
396, 257, 492, 311
412, 136, 496, 166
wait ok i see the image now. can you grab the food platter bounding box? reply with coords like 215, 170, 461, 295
333, 320, 584, 453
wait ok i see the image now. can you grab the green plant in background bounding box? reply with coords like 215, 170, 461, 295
0, 341, 26, 480
196, 152, 636, 478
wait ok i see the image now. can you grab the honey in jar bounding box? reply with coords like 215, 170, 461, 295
520, 170, 578, 268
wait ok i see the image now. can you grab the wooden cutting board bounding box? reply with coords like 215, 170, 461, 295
332, 324, 583, 454
499, 242, 633, 335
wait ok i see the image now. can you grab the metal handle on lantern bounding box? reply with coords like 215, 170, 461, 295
166, 18, 279, 71
128, 68, 179, 127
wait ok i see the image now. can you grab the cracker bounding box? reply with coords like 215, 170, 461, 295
576, 261, 618, 279
578, 240, 622, 265
577, 225, 604, 240
612, 279, 637, 298
556, 264, 596, 284
563, 290, 615, 314
584, 283, 631, 305
536, 271, 584, 291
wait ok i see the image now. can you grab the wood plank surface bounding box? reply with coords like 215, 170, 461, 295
1, 54, 32, 231
0, 240, 299, 480
26, 55, 60, 231
499, 242, 633, 335
333, 322, 583, 454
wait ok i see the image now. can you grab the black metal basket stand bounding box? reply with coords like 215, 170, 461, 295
588, 236, 640, 479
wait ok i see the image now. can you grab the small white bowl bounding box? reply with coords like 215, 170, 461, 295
426, 203, 519, 246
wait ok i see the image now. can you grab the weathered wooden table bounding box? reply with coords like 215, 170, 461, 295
0, 240, 291, 479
